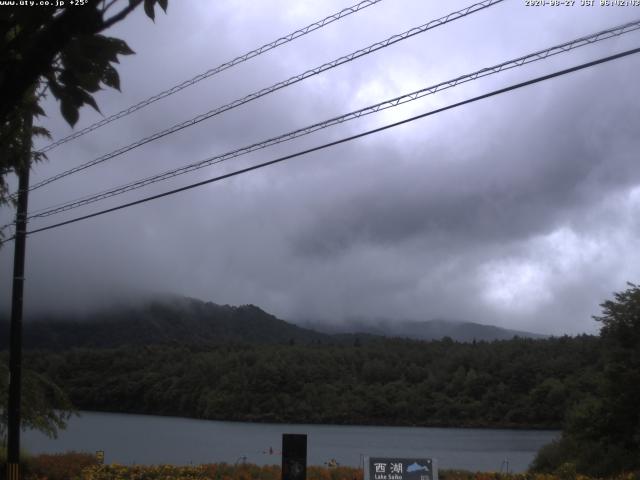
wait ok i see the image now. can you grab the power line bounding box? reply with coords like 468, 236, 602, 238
22, 0, 503, 195
36, 0, 386, 154
25, 19, 640, 221
13, 46, 640, 241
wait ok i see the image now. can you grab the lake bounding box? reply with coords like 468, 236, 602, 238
24, 412, 558, 473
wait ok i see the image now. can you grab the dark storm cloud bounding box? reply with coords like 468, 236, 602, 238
291, 64, 640, 258
1, 0, 639, 335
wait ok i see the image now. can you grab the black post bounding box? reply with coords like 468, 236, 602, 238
282, 434, 307, 480
6, 115, 31, 480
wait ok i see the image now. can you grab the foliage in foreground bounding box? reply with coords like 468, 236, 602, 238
0, 360, 75, 441
531, 283, 640, 477
79, 463, 358, 480
24, 451, 99, 480
12, 454, 640, 480
0, 0, 169, 232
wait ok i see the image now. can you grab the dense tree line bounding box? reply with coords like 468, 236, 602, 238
23, 335, 601, 429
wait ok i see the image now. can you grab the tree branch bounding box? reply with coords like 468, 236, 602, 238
0, 0, 145, 122
102, 0, 120, 14
102, 0, 144, 30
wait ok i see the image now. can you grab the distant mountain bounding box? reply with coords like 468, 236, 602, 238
0, 296, 546, 351
298, 317, 547, 342
0, 296, 330, 350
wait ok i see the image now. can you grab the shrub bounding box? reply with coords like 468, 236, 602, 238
26, 451, 99, 480
530, 439, 575, 474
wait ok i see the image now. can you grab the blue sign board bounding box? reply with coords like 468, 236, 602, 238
365, 457, 437, 480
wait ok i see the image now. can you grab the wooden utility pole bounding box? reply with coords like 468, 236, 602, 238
6, 113, 32, 480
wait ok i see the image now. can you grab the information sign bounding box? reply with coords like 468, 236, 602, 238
365, 457, 437, 480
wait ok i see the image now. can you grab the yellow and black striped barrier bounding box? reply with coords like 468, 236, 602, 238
6, 462, 21, 480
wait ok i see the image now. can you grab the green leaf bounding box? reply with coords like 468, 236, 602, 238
76, 69, 103, 93
47, 78, 63, 100
61, 40, 95, 74
79, 90, 101, 113
107, 37, 135, 56
157, 0, 168, 12
32, 126, 52, 139
32, 104, 46, 117
75, 35, 121, 65
101, 64, 121, 91
73, 34, 116, 61
60, 98, 79, 127
144, 0, 155, 21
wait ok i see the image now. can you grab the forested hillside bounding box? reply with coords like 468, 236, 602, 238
302, 318, 546, 342
22, 335, 600, 429
0, 297, 329, 350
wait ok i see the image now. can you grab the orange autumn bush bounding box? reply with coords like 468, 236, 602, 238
76, 467, 638, 480
25, 451, 99, 480
17, 453, 639, 480
79, 463, 363, 480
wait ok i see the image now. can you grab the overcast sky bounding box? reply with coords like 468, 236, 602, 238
1, 0, 639, 335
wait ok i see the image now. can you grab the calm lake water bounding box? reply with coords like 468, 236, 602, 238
24, 412, 558, 473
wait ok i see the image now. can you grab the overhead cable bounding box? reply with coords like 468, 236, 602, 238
25, 19, 640, 220
9, 46, 638, 242
37, 0, 387, 154
23, 0, 504, 195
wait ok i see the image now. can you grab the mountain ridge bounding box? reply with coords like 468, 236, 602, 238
298, 317, 547, 342
1, 295, 546, 350
0, 296, 327, 350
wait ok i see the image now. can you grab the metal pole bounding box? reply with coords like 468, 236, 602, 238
6, 113, 31, 480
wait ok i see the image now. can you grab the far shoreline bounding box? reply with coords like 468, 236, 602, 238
74, 409, 563, 432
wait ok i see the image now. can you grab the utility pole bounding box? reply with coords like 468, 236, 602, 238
6, 112, 32, 480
